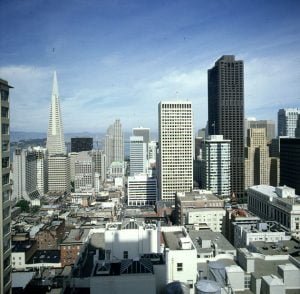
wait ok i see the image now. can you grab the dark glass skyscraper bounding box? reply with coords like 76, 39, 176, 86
71, 137, 93, 153
208, 55, 245, 202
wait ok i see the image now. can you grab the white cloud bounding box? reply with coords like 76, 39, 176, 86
0, 65, 52, 131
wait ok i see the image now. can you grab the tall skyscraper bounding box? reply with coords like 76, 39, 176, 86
130, 136, 147, 176
71, 137, 93, 153
244, 128, 270, 189
33, 146, 48, 195
208, 55, 245, 202
12, 148, 40, 202
158, 101, 193, 201
280, 138, 300, 195
245, 118, 275, 144
91, 150, 106, 183
202, 135, 231, 199
278, 108, 300, 137
46, 72, 70, 195
74, 151, 94, 192
48, 155, 70, 195
0, 78, 12, 293
46, 71, 66, 155
104, 119, 124, 167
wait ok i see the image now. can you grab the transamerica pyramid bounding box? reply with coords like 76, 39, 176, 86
46, 71, 66, 155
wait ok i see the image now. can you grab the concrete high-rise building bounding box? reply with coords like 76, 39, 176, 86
48, 155, 70, 195
0, 78, 12, 293
278, 108, 300, 137
69, 152, 79, 182
71, 137, 93, 153
74, 151, 94, 192
104, 119, 124, 168
46, 71, 66, 155
245, 118, 275, 144
245, 128, 270, 190
130, 136, 147, 176
12, 148, 40, 202
158, 101, 193, 201
33, 146, 48, 195
208, 55, 245, 202
91, 150, 106, 183
203, 135, 231, 199
280, 138, 300, 195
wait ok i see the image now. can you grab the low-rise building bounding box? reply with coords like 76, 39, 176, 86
175, 190, 225, 232
35, 220, 65, 250
233, 221, 291, 248
127, 174, 157, 206
60, 228, 90, 267
248, 185, 300, 238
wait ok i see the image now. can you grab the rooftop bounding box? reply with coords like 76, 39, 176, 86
27, 250, 60, 264
189, 230, 235, 253
162, 230, 194, 250
62, 228, 90, 244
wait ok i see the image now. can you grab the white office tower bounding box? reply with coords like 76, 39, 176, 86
33, 146, 48, 195
48, 155, 70, 195
245, 128, 270, 189
12, 148, 40, 202
46, 71, 66, 155
130, 136, 147, 176
104, 119, 124, 168
127, 174, 157, 206
203, 135, 231, 199
74, 151, 94, 192
278, 108, 300, 137
91, 150, 106, 183
0, 79, 12, 294
158, 101, 193, 201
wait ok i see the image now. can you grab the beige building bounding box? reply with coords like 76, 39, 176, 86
158, 101, 193, 201
48, 155, 70, 196
245, 128, 270, 189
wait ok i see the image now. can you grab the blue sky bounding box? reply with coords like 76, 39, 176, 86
1, 0, 300, 133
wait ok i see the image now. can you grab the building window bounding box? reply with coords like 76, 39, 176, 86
123, 251, 128, 259
177, 263, 183, 271
2, 123, 9, 135
187, 280, 193, 288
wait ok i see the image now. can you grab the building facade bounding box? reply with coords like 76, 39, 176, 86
280, 138, 300, 194
74, 151, 94, 192
48, 155, 70, 196
245, 128, 270, 189
71, 137, 93, 153
158, 101, 193, 201
104, 119, 124, 168
0, 79, 12, 294
127, 175, 157, 206
278, 108, 300, 137
129, 136, 147, 176
247, 185, 300, 238
203, 135, 231, 198
208, 55, 245, 202
245, 118, 275, 144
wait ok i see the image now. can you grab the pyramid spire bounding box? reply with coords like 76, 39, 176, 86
46, 71, 66, 155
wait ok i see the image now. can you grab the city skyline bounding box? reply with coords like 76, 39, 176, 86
1, 0, 300, 132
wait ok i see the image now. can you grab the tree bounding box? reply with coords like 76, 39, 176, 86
16, 199, 30, 213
